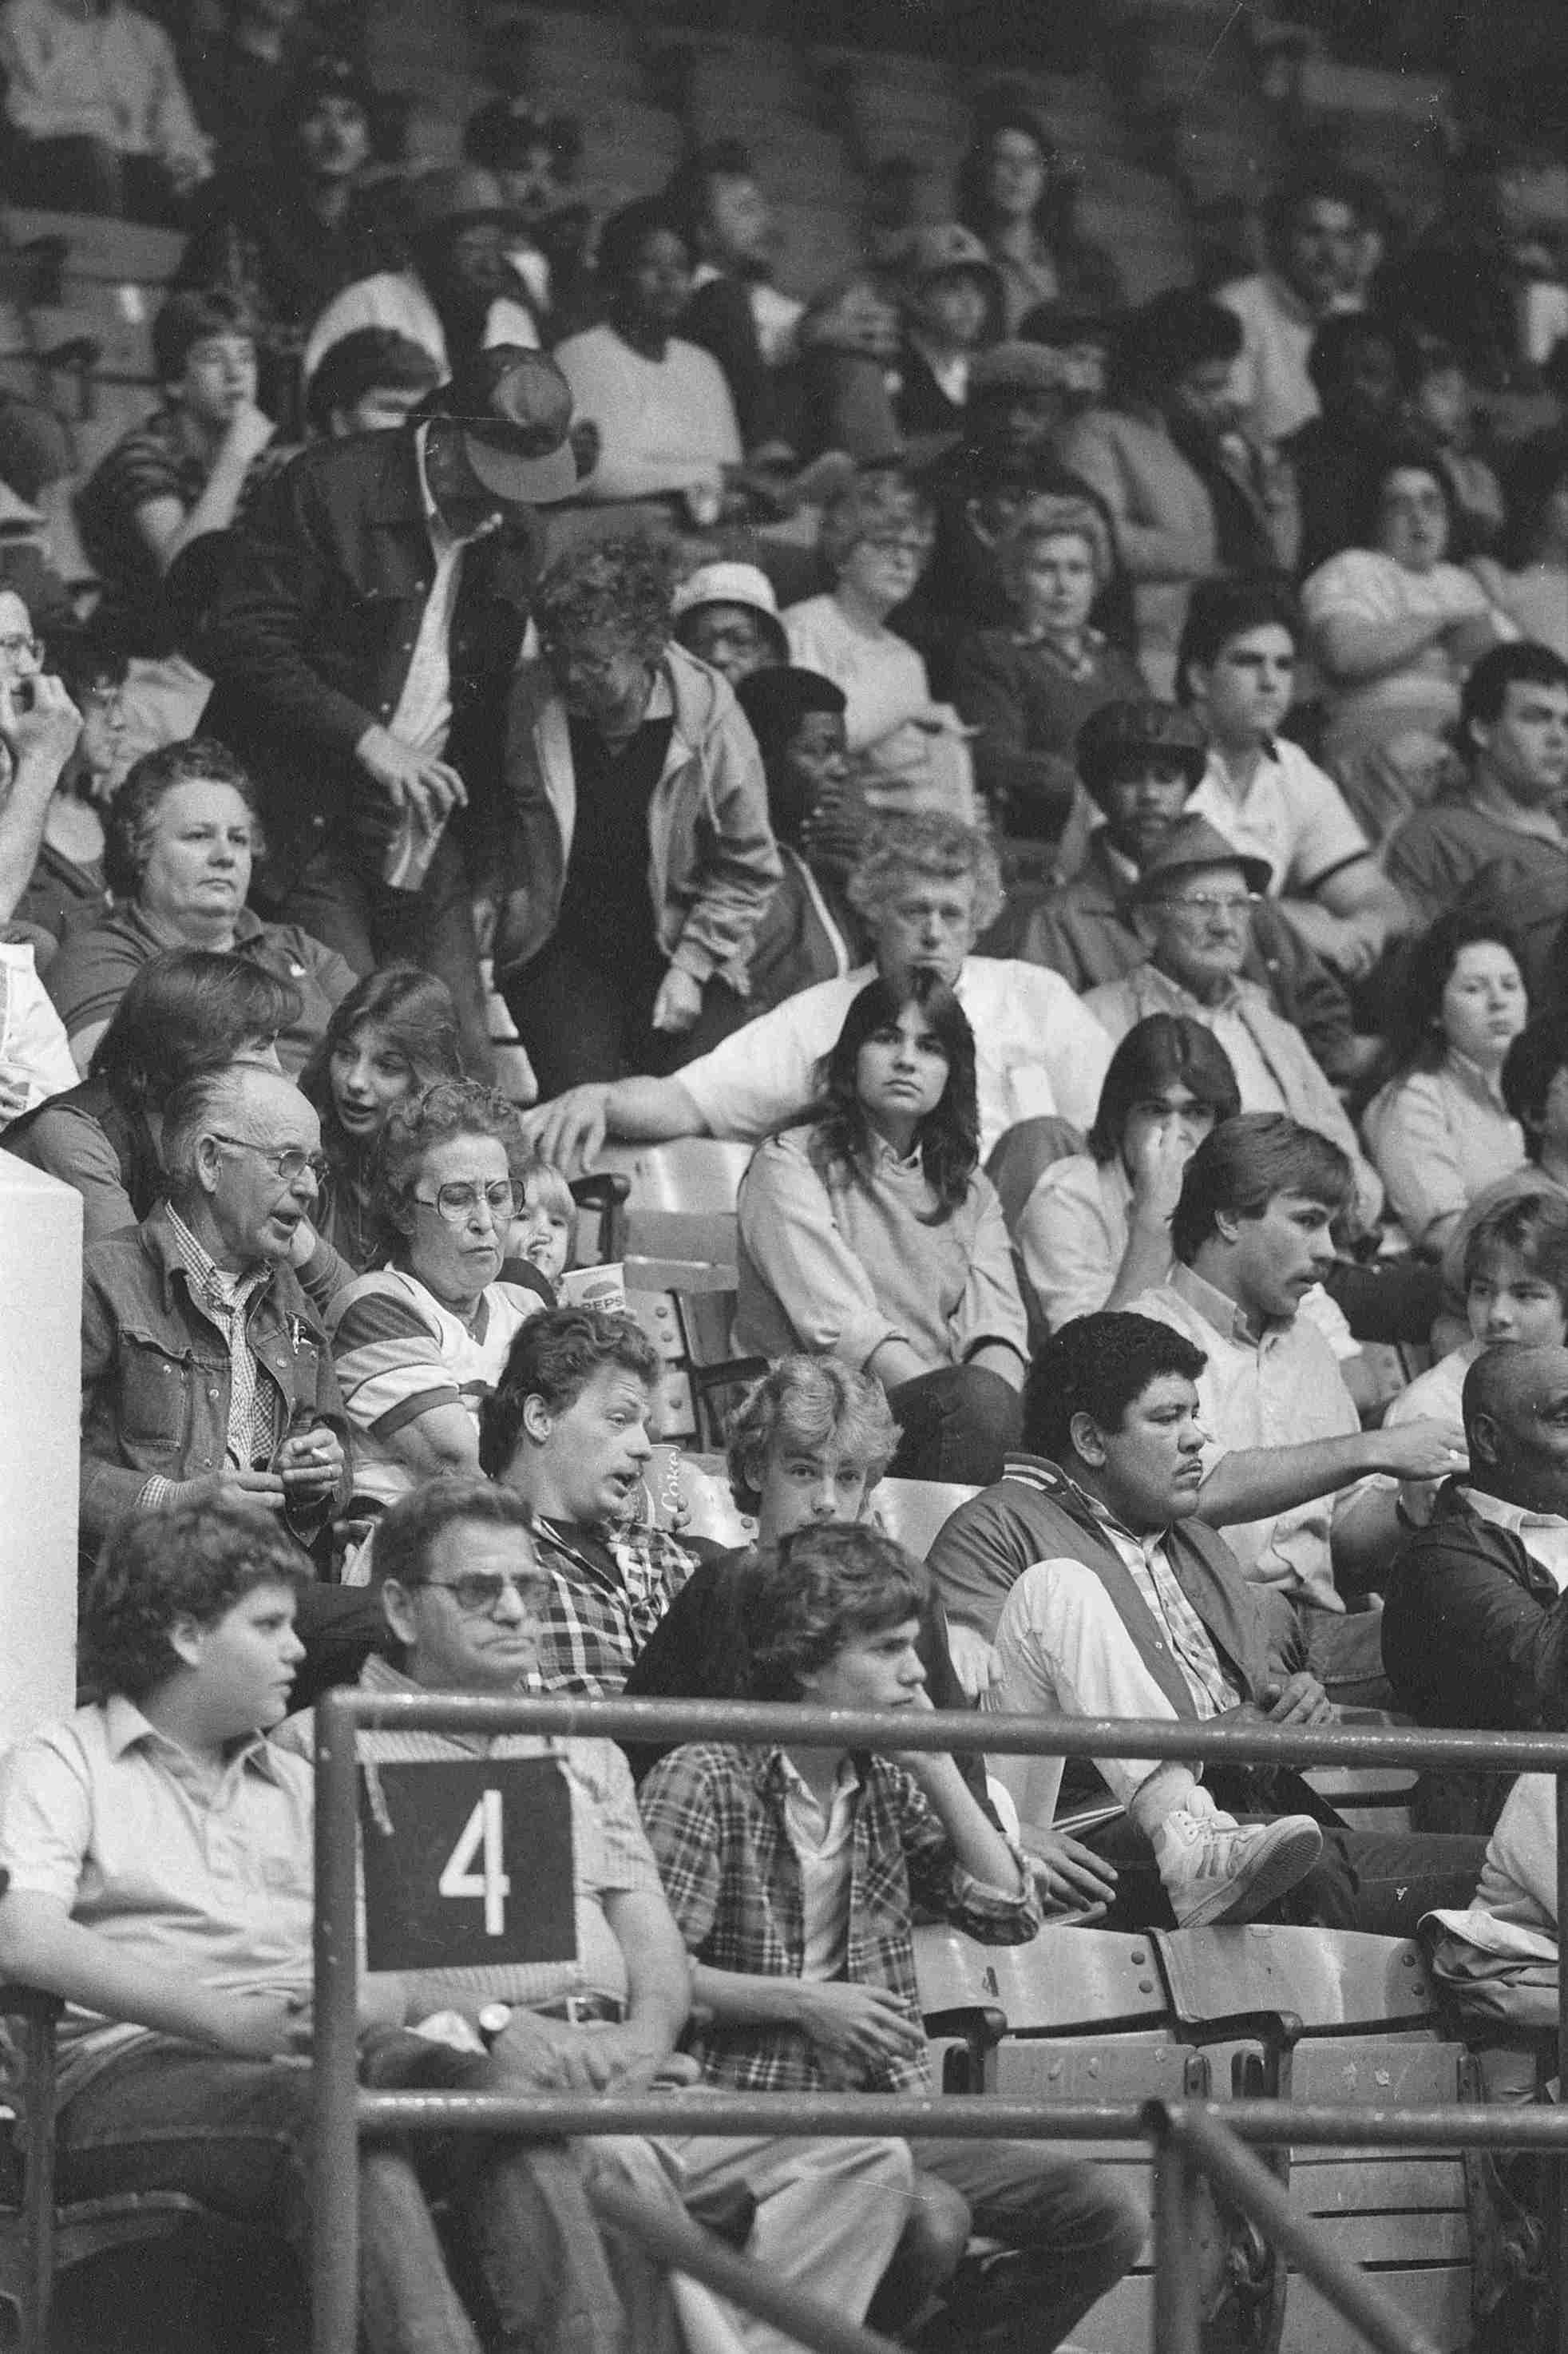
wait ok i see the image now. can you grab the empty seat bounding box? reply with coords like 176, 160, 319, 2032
870, 1478, 979, 1562
915, 1922, 1170, 2039
1153, 1924, 1438, 2045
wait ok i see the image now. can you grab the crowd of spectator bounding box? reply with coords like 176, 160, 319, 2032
7, 2, 1568, 2346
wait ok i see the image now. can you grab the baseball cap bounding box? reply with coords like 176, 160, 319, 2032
434, 346, 578, 506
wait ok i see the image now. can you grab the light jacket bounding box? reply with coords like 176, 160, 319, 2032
495, 640, 781, 989
80, 1201, 349, 1548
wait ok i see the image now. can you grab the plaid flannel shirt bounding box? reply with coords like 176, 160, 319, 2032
529, 1519, 697, 1695
639, 1741, 1040, 2094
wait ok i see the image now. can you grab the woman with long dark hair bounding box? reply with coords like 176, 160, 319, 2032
735, 971, 1028, 1481
1360, 909, 1530, 1250
954, 91, 1124, 336
1015, 1014, 1241, 1334
300, 964, 466, 1270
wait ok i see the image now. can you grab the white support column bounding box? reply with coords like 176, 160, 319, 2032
0, 1155, 80, 1741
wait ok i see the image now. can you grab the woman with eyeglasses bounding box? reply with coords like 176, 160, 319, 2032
784, 465, 976, 821
327, 1078, 547, 1513
1360, 910, 1530, 1253
43, 736, 358, 1079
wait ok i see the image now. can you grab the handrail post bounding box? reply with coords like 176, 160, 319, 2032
1556, 1769, 1568, 2354
312, 1689, 361, 2354
1148, 2102, 1202, 2354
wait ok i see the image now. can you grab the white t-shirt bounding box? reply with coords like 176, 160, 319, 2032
1187, 734, 1370, 896
553, 323, 742, 502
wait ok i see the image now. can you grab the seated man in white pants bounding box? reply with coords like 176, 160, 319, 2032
950, 1311, 1327, 1925
930, 1312, 1484, 1932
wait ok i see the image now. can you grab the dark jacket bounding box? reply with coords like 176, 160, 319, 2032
950, 628, 1145, 842
683, 273, 796, 452
1015, 830, 1363, 1083
80, 1200, 349, 1552
1383, 1480, 1568, 1731
196, 430, 542, 901
4, 1075, 160, 1218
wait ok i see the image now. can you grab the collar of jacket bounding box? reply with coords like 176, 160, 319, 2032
138, 1197, 290, 1321
305, 429, 539, 608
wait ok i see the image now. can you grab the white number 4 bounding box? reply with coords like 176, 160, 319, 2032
438, 1789, 510, 1935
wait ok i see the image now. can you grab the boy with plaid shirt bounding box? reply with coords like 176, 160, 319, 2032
639, 1522, 1144, 2354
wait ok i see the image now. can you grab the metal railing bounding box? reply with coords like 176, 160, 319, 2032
311, 1691, 1568, 2354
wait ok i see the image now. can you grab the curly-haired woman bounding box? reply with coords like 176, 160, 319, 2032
326, 1077, 544, 1511
495, 533, 780, 1094
735, 970, 1028, 1483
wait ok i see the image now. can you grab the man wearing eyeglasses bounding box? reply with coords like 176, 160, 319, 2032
1083, 814, 1381, 1230
79, 1059, 350, 1567
278, 1475, 931, 2354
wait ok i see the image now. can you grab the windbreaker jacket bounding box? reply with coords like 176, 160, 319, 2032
495, 640, 781, 989
1383, 1480, 1568, 1731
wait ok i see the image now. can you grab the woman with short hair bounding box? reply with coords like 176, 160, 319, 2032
43, 737, 356, 1076
496, 535, 779, 1096
327, 1077, 544, 1512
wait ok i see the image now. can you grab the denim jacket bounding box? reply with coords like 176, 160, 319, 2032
80, 1203, 349, 1548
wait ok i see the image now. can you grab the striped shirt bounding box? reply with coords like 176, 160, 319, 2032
327, 1266, 543, 1508
164, 1205, 276, 1470
275, 1655, 664, 2008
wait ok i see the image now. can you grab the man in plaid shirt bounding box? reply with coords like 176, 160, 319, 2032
479, 1306, 718, 1693
639, 1522, 1145, 2354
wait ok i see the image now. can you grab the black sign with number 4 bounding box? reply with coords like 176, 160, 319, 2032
358, 1757, 578, 1972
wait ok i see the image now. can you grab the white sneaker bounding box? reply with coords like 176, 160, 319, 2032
1154, 1808, 1324, 1928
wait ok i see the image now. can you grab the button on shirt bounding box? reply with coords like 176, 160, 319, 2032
1086, 1499, 1241, 1719
778, 1752, 860, 1980
164, 1205, 275, 1469
1133, 1262, 1360, 1610
1187, 735, 1370, 896
0, 1697, 315, 2105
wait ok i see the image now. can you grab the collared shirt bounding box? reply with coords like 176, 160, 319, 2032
679, 956, 1113, 1160
638, 1741, 1038, 2094
1075, 1488, 1240, 1718
275, 1655, 663, 2010
388, 422, 474, 756
164, 1205, 275, 1471
1363, 1051, 1527, 1248
1462, 1488, 1568, 1595
778, 1753, 860, 1980
1216, 271, 1344, 445
0, 1695, 314, 2105
530, 1518, 697, 1695
1187, 733, 1370, 897
1133, 1262, 1360, 1610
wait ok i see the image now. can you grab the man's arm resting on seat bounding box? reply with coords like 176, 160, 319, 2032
1196, 1417, 1463, 1528
523, 1077, 709, 1175
0, 1888, 301, 2059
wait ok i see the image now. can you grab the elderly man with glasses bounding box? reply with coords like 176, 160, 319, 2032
1083, 814, 1380, 1227
79, 1058, 347, 1565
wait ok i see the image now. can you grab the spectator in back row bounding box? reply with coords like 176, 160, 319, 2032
952, 492, 1142, 845
44, 739, 355, 1079
668, 139, 805, 458
1062, 291, 1238, 695
892, 224, 1004, 442
1218, 165, 1368, 448
522, 815, 1114, 1192
1283, 310, 1404, 581
1473, 434, 1568, 662
302, 163, 541, 390
178, 52, 400, 394
1179, 575, 1409, 981
1019, 697, 1363, 1082
555, 198, 742, 509
9, 628, 124, 950
0, 0, 209, 217
670, 561, 787, 690
785, 466, 975, 819
462, 96, 591, 337
736, 974, 1028, 1484
493, 536, 779, 1093
955, 86, 1125, 335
